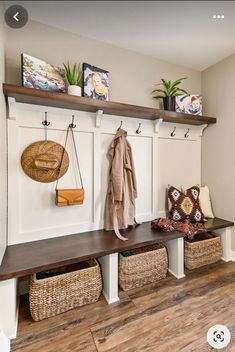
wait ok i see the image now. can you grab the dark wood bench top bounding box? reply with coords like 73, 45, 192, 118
0, 222, 184, 281
205, 217, 234, 231
0, 217, 233, 281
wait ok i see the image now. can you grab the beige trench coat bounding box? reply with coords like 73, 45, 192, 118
104, 129, 137, 240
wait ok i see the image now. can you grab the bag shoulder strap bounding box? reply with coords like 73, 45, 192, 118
55, 126, 84, 190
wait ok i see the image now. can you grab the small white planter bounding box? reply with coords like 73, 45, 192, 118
67, 85, 81, 96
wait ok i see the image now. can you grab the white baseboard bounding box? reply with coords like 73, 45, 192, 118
229, 250, 235, 262
102, 290, 120, 305
168, 268, 185, 280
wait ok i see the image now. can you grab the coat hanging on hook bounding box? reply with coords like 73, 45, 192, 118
104, 129, 138, 241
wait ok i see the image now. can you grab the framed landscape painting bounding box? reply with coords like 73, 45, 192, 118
83, 63, 109, 101
22, 53, 66, 92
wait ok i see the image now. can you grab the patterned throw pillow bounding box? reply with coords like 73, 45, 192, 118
168, 185, 204, 222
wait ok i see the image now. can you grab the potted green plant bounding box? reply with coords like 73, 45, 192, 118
63, 62, 82, 96
152, 77, 188, 111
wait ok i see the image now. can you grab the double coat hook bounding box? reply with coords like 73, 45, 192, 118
42, 112, 50, 127
42, 112, 50, 140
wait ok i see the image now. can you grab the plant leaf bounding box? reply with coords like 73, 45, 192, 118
63, 62, 82, 86
153, 95, 165, 99
152, 89, 165, 94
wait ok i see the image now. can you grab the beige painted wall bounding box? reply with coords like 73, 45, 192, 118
5, 20, 201, 107
0, 2, 7, 264
202, 54, 235, 249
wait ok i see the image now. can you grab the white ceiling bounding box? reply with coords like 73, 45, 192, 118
5, 1, 235, 71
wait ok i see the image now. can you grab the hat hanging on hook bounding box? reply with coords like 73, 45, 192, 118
21, 139, 69, 183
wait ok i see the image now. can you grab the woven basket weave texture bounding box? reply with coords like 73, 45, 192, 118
119, 244, 168, 291
29, 259, 102, 321
184, 233, 222, 270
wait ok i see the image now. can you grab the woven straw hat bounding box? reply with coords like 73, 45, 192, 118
21, 140, 69, 183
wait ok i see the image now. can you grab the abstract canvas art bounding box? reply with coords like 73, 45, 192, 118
22, 53, 66, 92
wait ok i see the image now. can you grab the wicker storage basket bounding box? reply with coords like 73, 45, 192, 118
29, 259, 102, 321
119, 244, 168, 291
184, 233, 222, 270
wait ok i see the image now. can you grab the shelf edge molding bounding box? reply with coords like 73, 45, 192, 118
3, 84, 216, 126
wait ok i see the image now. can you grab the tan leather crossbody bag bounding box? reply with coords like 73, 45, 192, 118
55, 125, 84, 207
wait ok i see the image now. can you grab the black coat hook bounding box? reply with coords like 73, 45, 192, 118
42, 112, 50, 127
184, 128, 190, 138
69, 115, 76, 129
118, 121, 123, 130
170, 127, 176, 137
136, 123, 142, 134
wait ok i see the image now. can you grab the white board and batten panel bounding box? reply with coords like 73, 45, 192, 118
8, 102, 158, 245
158, 122, 202, 217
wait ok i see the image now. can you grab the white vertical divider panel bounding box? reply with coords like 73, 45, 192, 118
8, 118, 20, 246
214, 227, 232, 262
165, 237, 185, 279
93, 129, 102, 228
152, 119, 163, 219
0, 278, 18, 339
98, 253, 119, 304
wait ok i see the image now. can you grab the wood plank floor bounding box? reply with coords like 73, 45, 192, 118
12, 261, 235, 352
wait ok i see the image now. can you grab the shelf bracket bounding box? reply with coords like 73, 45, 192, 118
154, 118, 163, 133
95, 110, 103, 128
199, 124, 208, 137
7, 97, 17, 120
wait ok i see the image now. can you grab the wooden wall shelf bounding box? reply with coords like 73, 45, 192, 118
3, 84, 216, 126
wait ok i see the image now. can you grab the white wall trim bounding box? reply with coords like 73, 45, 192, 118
229, 250, 235, 262
7, 97, 17, 120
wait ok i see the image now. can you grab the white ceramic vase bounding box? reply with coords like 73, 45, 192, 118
67, 85, 81, 96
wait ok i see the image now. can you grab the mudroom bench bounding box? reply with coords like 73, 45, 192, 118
0, 217, 233, 338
